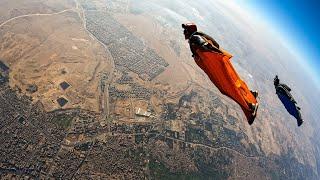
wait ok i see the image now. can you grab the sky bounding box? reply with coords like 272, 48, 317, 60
233, 0, 320, 86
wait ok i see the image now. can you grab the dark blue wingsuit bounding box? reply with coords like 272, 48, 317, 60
274, 76, 303, 126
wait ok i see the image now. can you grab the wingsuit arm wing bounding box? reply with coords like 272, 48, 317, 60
190, 35, 207, 47
277, 85, 297, 104
197, 32, 220, 49
189, 35, 208, 57
190, 34, 222, 56
282, 84, 292, 91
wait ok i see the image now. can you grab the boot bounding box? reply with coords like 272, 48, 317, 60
248, 103, 259, 125
250, 90, 258, 98
297, 118, 304, 127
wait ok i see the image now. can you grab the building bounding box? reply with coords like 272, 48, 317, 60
135, 107, 151, 117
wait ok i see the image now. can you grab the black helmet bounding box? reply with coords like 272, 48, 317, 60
274, 75, 279, 86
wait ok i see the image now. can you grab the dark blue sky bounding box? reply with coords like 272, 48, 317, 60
235, 0, 320, 80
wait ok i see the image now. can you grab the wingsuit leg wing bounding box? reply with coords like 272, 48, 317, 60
277, 91, 303, 126
195, 49, 258, 124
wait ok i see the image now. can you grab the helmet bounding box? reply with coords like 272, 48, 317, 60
182, 23, 197, 32
274, 75, 279, 86
182, 23, 197, 39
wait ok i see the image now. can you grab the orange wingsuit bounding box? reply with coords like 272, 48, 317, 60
182, 23, 258, 124
195, 49, 258, 123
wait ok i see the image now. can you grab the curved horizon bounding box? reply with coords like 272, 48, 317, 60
232, 0, 320, 89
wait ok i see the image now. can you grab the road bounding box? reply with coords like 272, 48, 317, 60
0, 9, 74, 29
